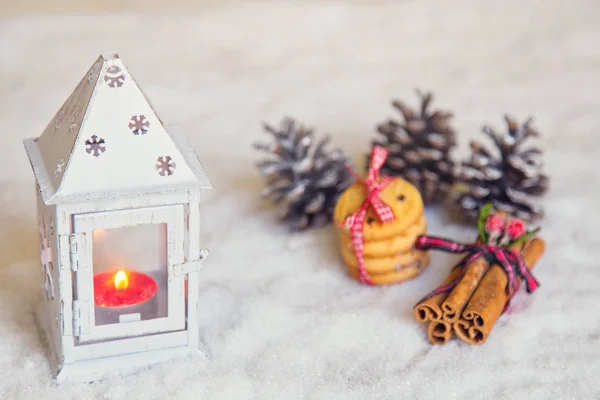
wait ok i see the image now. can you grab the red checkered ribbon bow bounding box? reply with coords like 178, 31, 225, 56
414, 235, 540, 310
342, 146, 396, 285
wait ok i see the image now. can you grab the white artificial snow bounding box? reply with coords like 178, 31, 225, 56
1, 0, 599, 398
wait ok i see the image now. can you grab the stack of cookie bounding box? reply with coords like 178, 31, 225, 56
333, 177, 429, 285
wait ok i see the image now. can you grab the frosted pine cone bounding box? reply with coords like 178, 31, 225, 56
454, 116, 549, 222
254, 117, 355, 231
370, 90, 456, 204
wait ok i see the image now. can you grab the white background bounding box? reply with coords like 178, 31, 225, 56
0, 1, 599, 398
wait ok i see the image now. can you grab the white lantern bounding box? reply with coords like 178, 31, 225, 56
23, 53, 211, 383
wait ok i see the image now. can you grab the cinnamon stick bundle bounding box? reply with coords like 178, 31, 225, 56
415, 237, 545, 345
414, 205, 546, 345
453, 237, 545, 345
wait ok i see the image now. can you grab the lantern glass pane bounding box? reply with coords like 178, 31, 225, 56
91, 223, 168, 326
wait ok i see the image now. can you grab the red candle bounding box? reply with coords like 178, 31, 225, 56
94, 269, 158, 308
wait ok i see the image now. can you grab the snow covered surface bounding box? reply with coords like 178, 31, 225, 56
1, 0, 599, 398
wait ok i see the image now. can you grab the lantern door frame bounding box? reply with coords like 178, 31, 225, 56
70, 205, 186, 343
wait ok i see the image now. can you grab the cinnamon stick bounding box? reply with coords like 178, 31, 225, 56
414, 263, 464, 322
441, 256, 488, 323
454, 240, 525, 325
454, 238, 546, 345
453, 319, 472, 343
427, 320, 453, 345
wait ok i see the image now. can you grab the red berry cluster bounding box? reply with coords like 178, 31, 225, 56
484, 212, 526, 245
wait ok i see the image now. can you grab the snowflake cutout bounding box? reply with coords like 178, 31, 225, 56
54, 158, 66, 178
103, 65, 125, 88
85, 135, 106, 157
129, 115, 150, 135
54, 109, 65, 130
156, 156, 176, 176
38, 217, 55, 301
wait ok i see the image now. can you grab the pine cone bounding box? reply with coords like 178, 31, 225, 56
370, 90, 456, 204
454, 116, 549, 222
254, 117, 355, 231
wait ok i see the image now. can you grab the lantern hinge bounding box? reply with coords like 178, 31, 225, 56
72, 300, 91, 337
173, 249, 209, 276
69, 233, 88, 271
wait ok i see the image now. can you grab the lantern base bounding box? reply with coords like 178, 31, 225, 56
35, 300, 205, 384
55, 345, 205, 384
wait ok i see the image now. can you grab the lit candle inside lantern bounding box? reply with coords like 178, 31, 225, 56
94, 268, 158, 308
114, 270, 128, 290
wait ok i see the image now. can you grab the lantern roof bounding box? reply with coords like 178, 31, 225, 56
24, 53, 211, 205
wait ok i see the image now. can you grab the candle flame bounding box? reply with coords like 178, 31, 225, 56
114, 269, 129, 290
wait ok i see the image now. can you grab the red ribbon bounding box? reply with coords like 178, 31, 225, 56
342, 146, 396, 285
